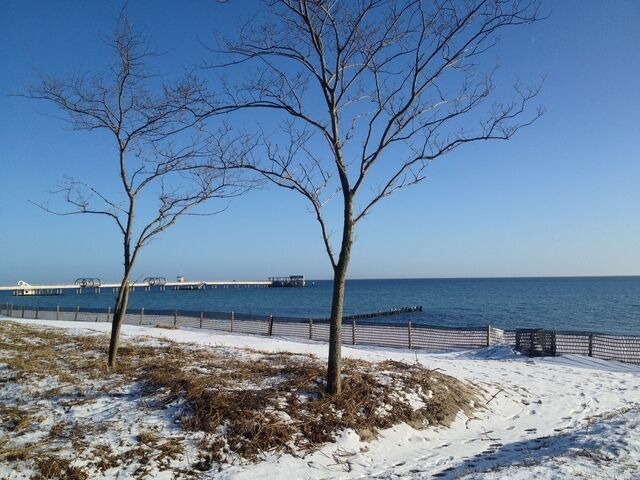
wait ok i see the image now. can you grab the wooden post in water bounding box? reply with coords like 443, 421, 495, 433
56, 306, 60, 320
107, 307, 111, 322
268, 315, 274, 336
408, 322, 413, 349
588, 334, 594, 357
230, 312, 234, 333
309, 319, 313, 340
74, 306, 79, 321
139, 308, 144, 325
199, 312, 203, 329
35, 307, 39, 319
352, 320, 356, 346
487, 325, 492, 346
173, 310, 178, 327
21, 306, 25, 318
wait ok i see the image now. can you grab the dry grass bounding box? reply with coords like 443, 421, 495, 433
0, 320, 478, 476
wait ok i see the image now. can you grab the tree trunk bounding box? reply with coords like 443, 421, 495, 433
109, 195, 135, 369
108, 274, 131, 368
326, 200, 354, 395
326, 257, 350, 394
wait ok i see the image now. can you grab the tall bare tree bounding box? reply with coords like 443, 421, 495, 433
211, 0, 543, 393
25, 17, 244, 368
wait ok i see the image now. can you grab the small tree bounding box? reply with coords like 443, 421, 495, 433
26, 17, 243, 368
213, 0, 543, 393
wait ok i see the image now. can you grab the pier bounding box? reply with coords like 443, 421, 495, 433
0, 277, 290, 296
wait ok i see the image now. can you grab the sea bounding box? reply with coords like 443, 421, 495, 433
1, 276, 639, 335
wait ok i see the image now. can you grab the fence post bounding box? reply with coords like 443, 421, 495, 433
487, 324, 492, 346
140, 308, 144, 325
309, 318, 313, 340
21, 306, 25, 318
173, 310, 178, 327
588, 334, 594, 357
107, 307, 111, 322
74, 306, 79, 321
199, 312, 203, 329
56, 306, 59, 321
408, 321, 413, 349
268, 315, 274, 336
352, 320, 356, 346
9, 304, 13, 317
35, 307, 40, 319
230, 312, 234, 333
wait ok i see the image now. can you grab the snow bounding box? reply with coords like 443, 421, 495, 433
2, 317, 639, 479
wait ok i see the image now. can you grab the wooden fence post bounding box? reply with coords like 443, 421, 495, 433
199, 312, 203, 329
140, 308, 144, 325
408, 322, 413, 349
35, 307, 39, 319
230, 312, 234, 333
21, 306, 25, 318
56, 306, 60, 320
309, 318, 313, 340
352, 320, 356, 345
173, 310, 178, 327
9, 304, 13, 317
268, 315, 274, 336
107, 307, 111, 322
74, 306, 79, 321
588, 334, 594, 357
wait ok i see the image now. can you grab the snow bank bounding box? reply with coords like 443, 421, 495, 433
2, 318, 639, 479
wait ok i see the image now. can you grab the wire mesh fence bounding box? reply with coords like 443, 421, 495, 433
2, 303, 639, 364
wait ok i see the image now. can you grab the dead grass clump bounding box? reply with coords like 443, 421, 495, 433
47, 421, 67, 440
137, 429, 161, 445
91, 444, 120, 471
0, 320, 479, 470
0, 444, 33, 462
33, 455, 88, 480
139, 351, 477, 462
0, 404, 40, 432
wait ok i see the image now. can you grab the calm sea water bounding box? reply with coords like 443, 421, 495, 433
2, 277, 639, 335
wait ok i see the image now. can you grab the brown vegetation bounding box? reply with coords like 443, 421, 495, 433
0, 321, 478, 477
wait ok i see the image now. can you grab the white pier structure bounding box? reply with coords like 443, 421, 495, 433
0, 278, 275, 296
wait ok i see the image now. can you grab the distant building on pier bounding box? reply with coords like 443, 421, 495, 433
269, 275, 306, 287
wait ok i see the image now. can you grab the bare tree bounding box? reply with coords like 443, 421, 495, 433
25, 17, 244, 368
210, 0, 543, 394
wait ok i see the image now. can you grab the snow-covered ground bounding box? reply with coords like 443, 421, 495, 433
2, 318, 639, 479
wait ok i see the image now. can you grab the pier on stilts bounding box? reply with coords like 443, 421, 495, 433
0, 275, 305, 296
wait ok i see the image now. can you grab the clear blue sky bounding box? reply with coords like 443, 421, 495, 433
0, 0, 638, 284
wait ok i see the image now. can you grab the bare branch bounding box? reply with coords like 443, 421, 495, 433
209, 0, 543, 393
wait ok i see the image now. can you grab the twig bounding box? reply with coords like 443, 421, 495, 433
486, 388, 505, 405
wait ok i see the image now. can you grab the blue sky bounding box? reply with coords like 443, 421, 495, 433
0, 0, 638, 284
